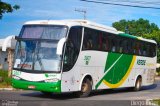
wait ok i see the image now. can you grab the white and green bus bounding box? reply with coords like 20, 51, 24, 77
12, 20, 157, 97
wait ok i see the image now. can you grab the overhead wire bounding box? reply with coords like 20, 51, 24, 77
98, 0, 160, 5
80, 0, 160, 9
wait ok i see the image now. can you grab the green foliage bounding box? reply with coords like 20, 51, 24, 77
0, 1, 20, 19
112, 18, 159, 36
152, 99, 160, 106
157, 68, 160, 76
0, 70, 11, 87
0, 70, 8, 78
143, 30, 160, 42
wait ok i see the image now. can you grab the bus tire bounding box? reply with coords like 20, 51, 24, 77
134, 77, 142, 91
76, 79, 92, 98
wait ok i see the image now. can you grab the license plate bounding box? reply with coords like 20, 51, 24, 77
28, 85, 35, 89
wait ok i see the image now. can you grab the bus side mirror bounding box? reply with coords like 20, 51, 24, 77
57, 38, 67, 55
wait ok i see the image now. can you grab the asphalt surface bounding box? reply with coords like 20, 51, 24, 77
0, 79, 160, 106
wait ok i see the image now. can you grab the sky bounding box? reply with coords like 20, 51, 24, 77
0, 0, 160, 38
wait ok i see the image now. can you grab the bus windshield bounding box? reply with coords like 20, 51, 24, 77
13, 25, 68, 73
20, 25, 67, 40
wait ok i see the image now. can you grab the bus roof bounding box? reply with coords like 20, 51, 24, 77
24, 19, 156, 44
24, 19, 118, 34
118, 33, 157, 44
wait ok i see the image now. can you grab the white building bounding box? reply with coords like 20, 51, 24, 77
0, 36, 16, 71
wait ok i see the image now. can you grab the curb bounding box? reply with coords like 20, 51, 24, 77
0, 88, 14, 91
0, 87, 23, 91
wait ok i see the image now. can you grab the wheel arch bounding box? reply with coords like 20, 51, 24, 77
79, 73, 93, 90
134, 75, 142, 86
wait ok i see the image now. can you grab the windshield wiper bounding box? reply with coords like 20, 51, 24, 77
15, 36, 59, 43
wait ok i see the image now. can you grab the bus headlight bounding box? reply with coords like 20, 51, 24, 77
45, 78, 59, 83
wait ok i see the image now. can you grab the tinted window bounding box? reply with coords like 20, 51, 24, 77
82, 27, 112, 52
82, 27, 156, 57
83, 28, 99, 50
63, 26, 82, 71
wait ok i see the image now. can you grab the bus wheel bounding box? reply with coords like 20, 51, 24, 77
134, 77, 142, 91
76, 79, 92, 98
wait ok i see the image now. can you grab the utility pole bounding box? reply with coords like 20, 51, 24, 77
75, 8, 87, 20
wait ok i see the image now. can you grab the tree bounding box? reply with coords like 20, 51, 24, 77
143, 30, 160, 42
0, 0, 20, 19
112, 18, 159, 36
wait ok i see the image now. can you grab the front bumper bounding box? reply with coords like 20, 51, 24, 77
12, 79, 61, 93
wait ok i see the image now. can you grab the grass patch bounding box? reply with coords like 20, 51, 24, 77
156, 68, 160, 76
152, 99, 160, 106
0, 70, 12, 88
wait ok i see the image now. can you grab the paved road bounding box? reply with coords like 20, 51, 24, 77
0, 80, 160, 106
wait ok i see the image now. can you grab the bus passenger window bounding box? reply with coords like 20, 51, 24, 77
99, 34, 102, 50
83, 28, 93, 50
105, 36, 109, 51
121, 40, 128, 54
111, 39, 116, 52
91, 30, 99, 50
115, 38, 121, 53
102, 36, 107, 51
87, 39, 93, 49
83, 37, 88, 50
139, 43, 143, 56
152, 44, 156, 57
148, 44, 156, 57
119, 40, 123, 53
133, 42, 136, 54
142, 44, 147, 56
63, 26, 82, 72
127, 40, 132, 54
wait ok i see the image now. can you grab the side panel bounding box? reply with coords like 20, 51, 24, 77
61, 51, 107, 92
60, 26, 156, 92
61, 51, 156, 92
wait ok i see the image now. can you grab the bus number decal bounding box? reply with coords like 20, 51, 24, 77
84, 56, 91, 65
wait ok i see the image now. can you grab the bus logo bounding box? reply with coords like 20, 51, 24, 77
13, 70, 21, 76
137, 59, 146, 65
84, 56, 91, 65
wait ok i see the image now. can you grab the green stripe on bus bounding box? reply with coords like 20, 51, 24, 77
118, 33, 137, 39
95, 52, 133, 89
